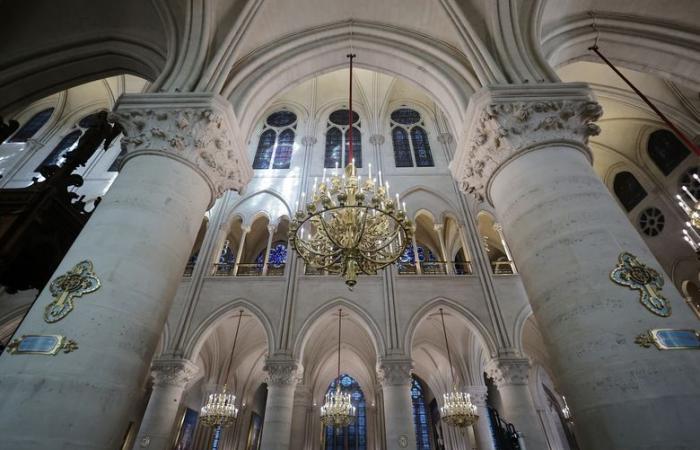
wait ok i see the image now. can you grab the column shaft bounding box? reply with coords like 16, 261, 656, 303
378, 358, 416, 450
233, 227, 249, 276
259, 357, 299, 450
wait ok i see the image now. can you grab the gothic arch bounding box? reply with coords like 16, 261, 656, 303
229, 189, 293, 227
184, 298, 276, 360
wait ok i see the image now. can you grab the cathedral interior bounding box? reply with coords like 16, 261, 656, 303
0, 1, 699, 450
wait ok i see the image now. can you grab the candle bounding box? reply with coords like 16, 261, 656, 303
368, 162, 372, 180
683, 186, 698, 203
677, 195, 691, 214
378, 170, 383, 185
395, 193, 400, 206
402, 201, 406, 212
322, 168, 327, 183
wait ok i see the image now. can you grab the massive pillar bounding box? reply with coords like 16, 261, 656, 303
289, 384, 312, 450
467, 386, 496, 450
377, 357, 417, 450
259, 356, 300, 450
0, 93, 251, 450
132, 359, 200, 450
486, 358, 546, 450
451, 83, 700, 449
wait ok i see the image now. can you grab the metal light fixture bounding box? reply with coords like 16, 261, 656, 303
677, 173, 700, 254
289, 54, 412, 288
200, 310, 244, 449
320, 308, 356, 427
438, 308, 479, 428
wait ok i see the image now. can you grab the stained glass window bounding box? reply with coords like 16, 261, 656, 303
324, 374, 366, 450
36, 130, 82, 170
399, 245, 436, 263
613, 171, 647, 212
411, 127, 434, 167
393, 127, 412, 167
256, 242, 288, 268
325, 110, 362, 168
9, 108, 54, 143
412, 377, 432, 450
648, 129, 689, 175
273, 128, 295, 169
390, 108, 433, 168
253, 111, 297, 169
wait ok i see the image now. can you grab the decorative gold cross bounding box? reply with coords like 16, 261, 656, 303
44, 260, 100, 323
610, 252, 670, 317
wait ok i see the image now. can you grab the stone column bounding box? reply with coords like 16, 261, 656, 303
492, 223, 516, 274
377, 357, 417, 450
486, 358, 546, 450
451, 83, 700, 449
467, 386, 496, 450
259, 356, 300, 450
411, 230, 422, 275
290, 384, 312, 450
262, 223, 277, 275
233, 225, 250, 276
0, 93, 251, 450
434, 223, 452, 274
132, 359, 200, 450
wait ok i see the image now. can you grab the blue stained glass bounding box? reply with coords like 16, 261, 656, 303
256, 242, 288, 268
648, 129, 689, 175
329, 109, 359, 126
36, 130, 82, 170
391, 108, 421, 125
613, 171, 647, 212
411, 377, 432, 450
272, 128, 295, 169
219, 246, 236, 264
400, 246, 434, 263
253, 129, 276, 169
266, 111, 297, 127
325, 127, 343, 168
392, 127, 412, 167
344, 127, 362, 168
9, 108, 54, 143
411, 126, 434, 167
325, 374, 366, 450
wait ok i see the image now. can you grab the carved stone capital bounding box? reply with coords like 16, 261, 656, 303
437, 133, 453, 145
377, 357, 413, 387
110, 93, 253, 205
486, 357, 531, 386
264, 356, 302, 386
465, 385, 489, 407
301, 136, 317, 146
369, 134, 385, 146
450, 83, 602, 203
150, 358, 201, 388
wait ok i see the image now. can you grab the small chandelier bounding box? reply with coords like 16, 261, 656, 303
320, 308, 356, 427
677, 172, 700, 254
289, 54, 412, 288
437, 308, 479, 428
200, 310, 244, 447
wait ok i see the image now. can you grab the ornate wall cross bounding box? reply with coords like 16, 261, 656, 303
44, 260, 100, 323
610, 252, 670, 317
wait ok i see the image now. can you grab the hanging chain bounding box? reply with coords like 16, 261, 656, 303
223, 309, 244, 384
439, 308, 456, 388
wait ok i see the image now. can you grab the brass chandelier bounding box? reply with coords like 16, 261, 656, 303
200, 310, 244, 449
678, 173, 700, 254
437, 308, 479, 428
320, 308, 356, 428
289, 54, 412, 288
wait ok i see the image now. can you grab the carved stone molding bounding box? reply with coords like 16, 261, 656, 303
486, 357, 531, 386
369, 134, 385, 146
437, 132, 453, 145
301, 136, 318, 146
151, 358, 201, 388
450, 83, 603, 203
264, 356, 302, 386
110, 93, 253, 204
377, 357, 413, 387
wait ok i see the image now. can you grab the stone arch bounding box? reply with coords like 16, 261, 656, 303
401, 185, 459, 221
512, 304, 534, 353
184, 298, 276, 360
230, 189, 293, 227
403, 296, 498, 359
293, 297, 386, 362
222, 21, 480, 137
247, 101, 310, 145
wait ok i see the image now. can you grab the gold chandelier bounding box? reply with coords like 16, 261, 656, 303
437, 308, 479, 428
320, 308, 356, 427
200, 310, 244, 448
678, 172, 700, 254
289, 54, 412, 288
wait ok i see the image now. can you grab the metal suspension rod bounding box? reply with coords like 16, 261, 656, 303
346, 54, 356, 166
223, 309, 244, 383
439, 308, 456, 386
589, 45, 700, 156
337, 308, 342, 382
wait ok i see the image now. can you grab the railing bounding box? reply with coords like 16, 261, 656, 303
488, 407, 522, 450
492, 261, 515, 275
183, 262, 196, 277
208, 263, 286, 277
396, 261, 474, 275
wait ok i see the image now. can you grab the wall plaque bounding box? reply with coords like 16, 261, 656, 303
635, 329, 700, 350
6, 334, 78, 355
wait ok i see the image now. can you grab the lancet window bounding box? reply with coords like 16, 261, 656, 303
253, 111, 297, 170
324, 109, 362, 168
391, 108, 433, 168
